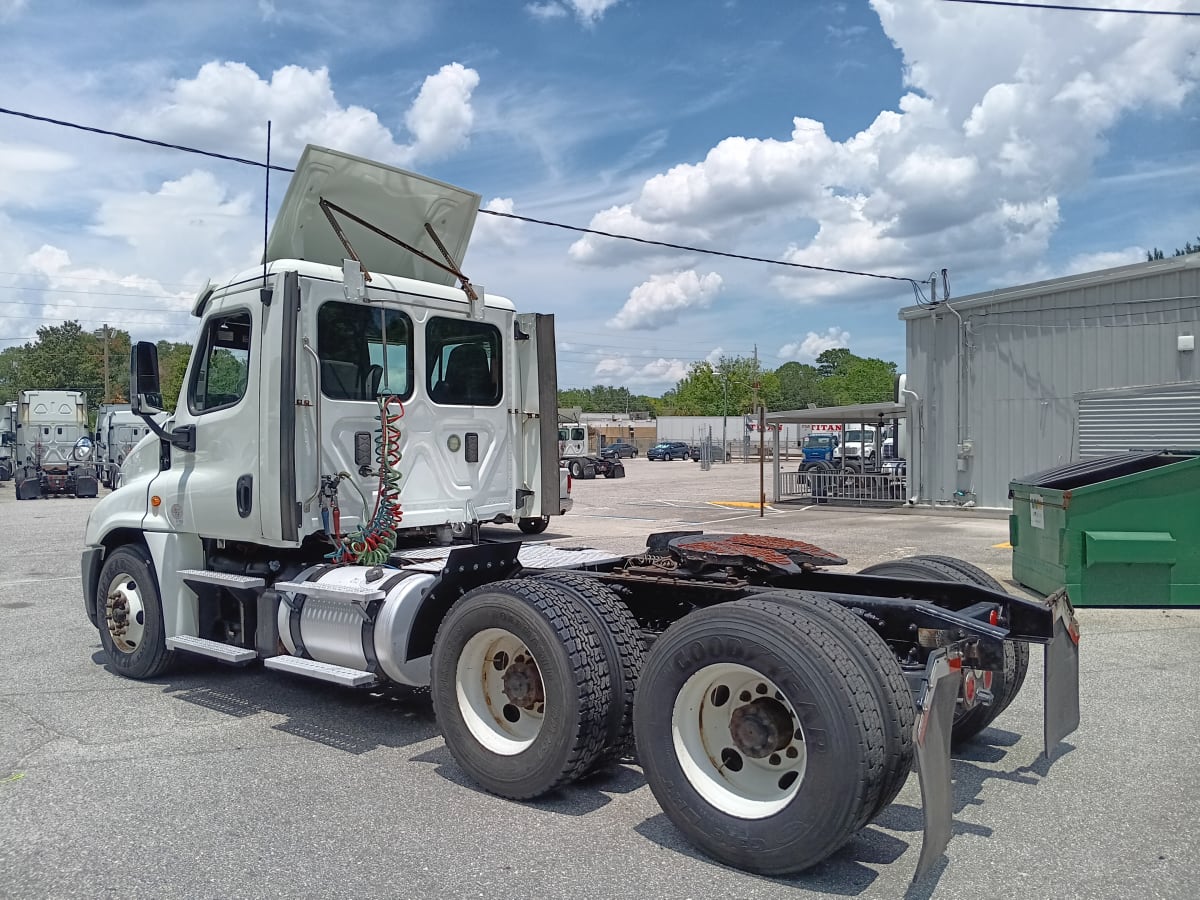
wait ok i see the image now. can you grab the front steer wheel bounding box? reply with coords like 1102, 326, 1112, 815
95, 545, 174, 679
430, 579, 612, 799
633, 598, 886, 876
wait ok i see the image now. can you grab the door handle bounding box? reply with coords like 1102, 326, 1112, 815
236, 474, 253, 518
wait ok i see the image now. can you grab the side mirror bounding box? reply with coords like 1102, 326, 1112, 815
130, 341, 164, 413
72, 436, 94, 462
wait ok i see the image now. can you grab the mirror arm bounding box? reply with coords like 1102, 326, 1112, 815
136, 410, 195, 453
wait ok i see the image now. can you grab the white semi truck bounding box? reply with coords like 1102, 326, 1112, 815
15, 389, 98, 499
93, 404, 155, 489
81, 145, 1080, 880
0, 400, 15, 482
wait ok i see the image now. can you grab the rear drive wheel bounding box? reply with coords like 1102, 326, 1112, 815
569, 459, 585, 478
858, 555, 1030, 744
517, 515, 550, 535
431, 580, 611, 799
634, 598, 885, 875
754, 591, 914, 822
96, 545, 174, 679
532, 572, 645, 766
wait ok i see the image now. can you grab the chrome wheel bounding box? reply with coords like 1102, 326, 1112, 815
105, 570, 147, 654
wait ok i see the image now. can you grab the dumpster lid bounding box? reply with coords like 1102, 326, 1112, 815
1013, 451, 1183, 492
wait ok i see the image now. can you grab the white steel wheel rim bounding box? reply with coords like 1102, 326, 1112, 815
105, 570, 147, 654
456, 628, 545, 756
672, 662, 807, 819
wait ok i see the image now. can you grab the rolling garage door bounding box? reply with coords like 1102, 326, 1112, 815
1075, 381, 1200, 459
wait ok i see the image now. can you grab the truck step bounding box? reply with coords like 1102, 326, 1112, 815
178, 569, 266, 589
264, 655, 377, 687
166, 635, 257, 665
273, 581, 385, 603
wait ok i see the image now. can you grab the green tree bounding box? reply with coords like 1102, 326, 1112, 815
156, 341, 194, 413
1146, 234, 1200, 261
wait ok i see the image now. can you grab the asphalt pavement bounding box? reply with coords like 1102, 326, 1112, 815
1, 458, 1197, 899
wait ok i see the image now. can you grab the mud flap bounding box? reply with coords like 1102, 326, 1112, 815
913, 651, 962, 882
1043, 588, 1081, 759
16, 477, 42, 500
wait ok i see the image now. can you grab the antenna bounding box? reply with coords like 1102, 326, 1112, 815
261, 120, 273, 305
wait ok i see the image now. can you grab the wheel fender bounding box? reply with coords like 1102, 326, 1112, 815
142, 531, 205, 641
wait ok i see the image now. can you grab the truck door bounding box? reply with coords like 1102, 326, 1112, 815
150, 303, 264, 542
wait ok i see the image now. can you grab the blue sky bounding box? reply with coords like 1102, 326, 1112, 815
1, 0, 1198, 390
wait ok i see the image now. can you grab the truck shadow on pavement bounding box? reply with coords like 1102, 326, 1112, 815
409, 743, 647, 817
632, 726, 1075, 898
94, 651, 440, 755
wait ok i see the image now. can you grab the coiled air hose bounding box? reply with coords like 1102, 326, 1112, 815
328, 395, 405, 565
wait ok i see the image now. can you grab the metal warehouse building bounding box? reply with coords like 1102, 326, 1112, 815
900, 254, 1200, 510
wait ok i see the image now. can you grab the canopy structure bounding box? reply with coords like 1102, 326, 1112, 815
764, 401, 906, 426
756, 401, 909, 504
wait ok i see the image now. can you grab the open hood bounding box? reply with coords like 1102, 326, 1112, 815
266, 145, 482, 286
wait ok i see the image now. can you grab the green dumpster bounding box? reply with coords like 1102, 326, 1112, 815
1009, 451, 1200, 606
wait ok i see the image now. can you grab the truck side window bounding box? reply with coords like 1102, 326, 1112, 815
189, 311, 252, 414
426, 317, 502, 407
317, 302, 413, 401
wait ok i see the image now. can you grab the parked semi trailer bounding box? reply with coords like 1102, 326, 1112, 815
82, 145, 1079, 880
15, 389, 98, 499
93, 404, 154, 489
0, 400, 15, 482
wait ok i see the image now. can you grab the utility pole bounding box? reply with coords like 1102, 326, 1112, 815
102, 324, 110, 403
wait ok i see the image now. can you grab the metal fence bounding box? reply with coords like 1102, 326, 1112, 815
779, 469, 908, 507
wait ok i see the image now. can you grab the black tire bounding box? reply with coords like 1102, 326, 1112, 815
517, 515, 550, 535
634, 598, 886, 875
431, 579, 611, 799
755, 591, 914, 822
858, 555, 1030, 743
664, 453, 673, 461
95, 545, 174, 679
568, 459, 584, 478
532, 572, 645, 766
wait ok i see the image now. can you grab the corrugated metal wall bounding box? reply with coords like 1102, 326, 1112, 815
1076, 383, 1200, 458
903, 257, 1200, 507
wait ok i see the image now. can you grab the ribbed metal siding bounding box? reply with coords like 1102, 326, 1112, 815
1076, 384, 1200, 458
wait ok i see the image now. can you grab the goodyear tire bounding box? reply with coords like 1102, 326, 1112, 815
517, 515, 550, 535
532, 572, 645, 767
431, 580, 612, 799
858, 555, 1030, 744
754, 591, 914, 822
96, 545, 175, 679
634, 598, 885, 875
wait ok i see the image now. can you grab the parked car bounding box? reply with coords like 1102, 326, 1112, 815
647, 440, 693, 461
600, 440, 638, 459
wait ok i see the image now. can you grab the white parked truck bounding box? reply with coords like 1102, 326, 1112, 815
15, 389, 98, 499
93, 404, 154, 489
0, 400, 15, 482
558, 422, 624, 480
81, 145, 1080, 880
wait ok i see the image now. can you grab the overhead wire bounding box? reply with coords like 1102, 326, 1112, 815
0, 105, 929, 293
941, 0, 1200, 15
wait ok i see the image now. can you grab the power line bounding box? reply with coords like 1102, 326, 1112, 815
941, 0, 1200, 15
0, 105, 929, 291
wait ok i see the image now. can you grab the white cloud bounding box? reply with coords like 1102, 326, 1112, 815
569, 0, 1200, 303
473, 198, 525, 249
608, 270, 723, 330
89, 170, 258, 285
778, 327, 851, 363
526, 2, 568, 20
527, 0, 621, 24
594, 355, 689, 386
705, 346, 725, 366
131, 60, 479, 168
0, 143, 76, 205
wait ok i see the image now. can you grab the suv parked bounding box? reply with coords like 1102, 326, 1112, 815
647, 440, 692, 461
600, 440, 638, 459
